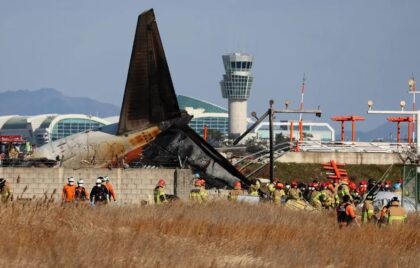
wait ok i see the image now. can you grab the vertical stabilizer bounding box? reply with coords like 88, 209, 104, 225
117, 9, 180, 135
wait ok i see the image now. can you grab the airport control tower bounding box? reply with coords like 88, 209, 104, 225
220, 53, 254, 139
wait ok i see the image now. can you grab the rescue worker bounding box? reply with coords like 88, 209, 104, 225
248, 179, 261, 196
381, 197, 407, 226
189, 179, 208, 203
336, 195, 356, 228
0, 178, 12, 203
90, 178, 109, 205
310, 186, 324, 210
286, 181, 302, 201
284, 182, 291, 195
228, 181, 243, 201
75, 179, 89, 202
337, 177, 352, 203
320, 182, 334, 209
153, 179, 168, 205
62, 177, 76, 203
272, 182, 286, 205
103, 176, 116, 202
361, 194, 375, 224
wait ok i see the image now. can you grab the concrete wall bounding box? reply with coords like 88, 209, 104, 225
0, 167, 194, 204
277, 152, 403, 165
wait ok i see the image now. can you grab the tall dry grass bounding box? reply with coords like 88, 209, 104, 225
0, 201, 418, 267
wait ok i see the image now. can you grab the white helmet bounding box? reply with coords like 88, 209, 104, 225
68, 177, 75, 185
104, 176, 109, 182
77, 179, 84, 186
96, 178, 102, 184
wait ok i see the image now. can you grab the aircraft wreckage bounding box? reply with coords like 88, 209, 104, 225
30, 9, 251, 188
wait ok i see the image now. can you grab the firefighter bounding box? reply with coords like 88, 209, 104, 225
287, 181, 302, 201
189, 179, 208, 203
361, 194, 375, 224
90, 178, 109, 205
103, 176, 116, 202
382, 197, 407, 226
310, 187, 324, 210
272, 182, 285, 205
336, 195, 356, 228
337, 178, 352, 203
320, 182, 334, 209
154, 179, 168, 205
0, 178, 12, 203
62, 177, 76, 203
248, 179, 260, 196
75, 179, 89, 202
228, 181, 243, 201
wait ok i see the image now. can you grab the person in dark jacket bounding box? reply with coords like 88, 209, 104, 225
90, 178, 109, 205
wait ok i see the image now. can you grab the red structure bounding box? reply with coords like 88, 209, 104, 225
322, 160, 348, 181
203, 125, 208, 141
331, 115, 365, 142
387, 117, 413, 143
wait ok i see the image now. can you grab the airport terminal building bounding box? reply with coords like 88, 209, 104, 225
0, 114, 109, 147
0, 95, 335, 147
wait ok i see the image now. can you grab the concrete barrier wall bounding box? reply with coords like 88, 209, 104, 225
277, 152, 403, 165
0, 167, 194, 204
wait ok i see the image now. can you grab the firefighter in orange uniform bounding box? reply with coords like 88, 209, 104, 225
62, 177, 76, 203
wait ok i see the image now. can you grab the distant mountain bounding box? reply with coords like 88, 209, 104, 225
0, 88, 120, 117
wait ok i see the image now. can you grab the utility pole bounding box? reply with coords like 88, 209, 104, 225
268, 100, 274, 182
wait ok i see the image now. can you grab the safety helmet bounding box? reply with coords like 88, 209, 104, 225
233, 181, 241, 189
291, 181, 298, 187
194, 179, 202, 186
393, 183, 401, 190
360, 180, 367, 186
158, 179, 166, 187
77, 179, 84, 186
275, 183, 284, 189
68, 177, 75, 185
96, 178, 102, 185
104, 176, 109, 182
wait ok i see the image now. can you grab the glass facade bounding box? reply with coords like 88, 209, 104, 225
51, 118, 106, 141
220, 53, 254, 100
189, 116, 229, 136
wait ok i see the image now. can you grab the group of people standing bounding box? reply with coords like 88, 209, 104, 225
62, 176, 116, 205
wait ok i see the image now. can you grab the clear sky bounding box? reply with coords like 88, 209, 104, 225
1, 0, 419, 131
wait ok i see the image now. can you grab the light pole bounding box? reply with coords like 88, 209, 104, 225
367, 100, 420, 153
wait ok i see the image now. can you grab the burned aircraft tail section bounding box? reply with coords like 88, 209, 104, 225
118, 9, 180, 135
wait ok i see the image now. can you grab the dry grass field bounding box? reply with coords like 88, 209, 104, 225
0, 201, 418, 268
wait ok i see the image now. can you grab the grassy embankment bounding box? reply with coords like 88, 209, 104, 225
0, 201, 418, 267
242, 163, 403, 183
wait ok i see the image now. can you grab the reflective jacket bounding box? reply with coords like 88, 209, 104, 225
384, 203, 407, 225
189, 186, 208, 203
154, 186, 167, 204
273, 189, 285, 205
228, 189, 243, 201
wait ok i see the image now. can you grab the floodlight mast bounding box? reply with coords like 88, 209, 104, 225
367, 100, 420, 153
